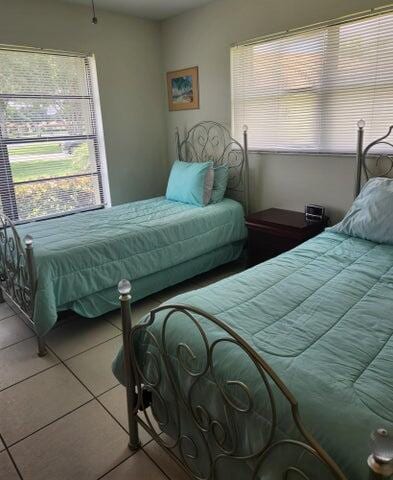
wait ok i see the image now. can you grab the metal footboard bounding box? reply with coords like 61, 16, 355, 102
118, 280, 393, 480
0, 213, 46, 356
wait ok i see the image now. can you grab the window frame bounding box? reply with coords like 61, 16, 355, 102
0, 49, 110, 224
230, 5, 393, 156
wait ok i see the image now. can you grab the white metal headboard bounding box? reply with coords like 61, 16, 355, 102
355, 120, 393, 197
175, 121, 249, 214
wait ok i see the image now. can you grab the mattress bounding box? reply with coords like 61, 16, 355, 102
113, 230, 393, 479
17, 197, 246, 335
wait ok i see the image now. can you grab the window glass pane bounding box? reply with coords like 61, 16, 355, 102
335, 16, 393, 88
15, 175, 101, 221
8, 140, 97, 183
8, 141, 98, 183
231, 11, 393, 153
1, 98, 93, 139
0, 48, 107, 222
0, 50, 88, 96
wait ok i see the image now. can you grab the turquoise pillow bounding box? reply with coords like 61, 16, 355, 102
210, 165, 229, 204
329, 177, 393, 244
166, 160, 213, 207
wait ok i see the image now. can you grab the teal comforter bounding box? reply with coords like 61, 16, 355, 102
17, 197, 246, 335
113, 231, 393, 479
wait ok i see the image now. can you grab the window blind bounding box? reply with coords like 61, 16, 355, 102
231, 11, 393, 154
0, 48, 108, 222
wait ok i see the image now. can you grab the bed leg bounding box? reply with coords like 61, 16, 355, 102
37, 335, 47, 357
119, 279, 141, 451
368, 429, 393, 479
24, 235, 45, 357
0, 288, 4, 303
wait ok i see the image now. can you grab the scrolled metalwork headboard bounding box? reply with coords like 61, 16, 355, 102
0, 214, 36, 318
355, 120, 393, 197
176, 121, 250, 214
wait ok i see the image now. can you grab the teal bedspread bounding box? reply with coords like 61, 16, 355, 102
17, 197, 246, 335
113, 230, 393, 479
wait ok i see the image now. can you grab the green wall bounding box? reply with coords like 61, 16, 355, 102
1, 0, 391, 222
0, 0, 167, 206
161, 0, 390, 222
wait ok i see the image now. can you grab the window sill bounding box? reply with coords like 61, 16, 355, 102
248, 149, 356, 157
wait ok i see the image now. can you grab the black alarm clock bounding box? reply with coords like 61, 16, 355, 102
305, 204, 325, 222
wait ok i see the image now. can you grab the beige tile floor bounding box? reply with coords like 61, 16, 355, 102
0, 261, 244, 480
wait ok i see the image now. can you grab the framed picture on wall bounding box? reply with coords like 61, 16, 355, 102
167, 66, 200, 111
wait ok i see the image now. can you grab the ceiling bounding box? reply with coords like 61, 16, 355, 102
60, 0, 214, 20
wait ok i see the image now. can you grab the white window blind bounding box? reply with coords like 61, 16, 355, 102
231, 11, 393, 154
0, 47, 108, 222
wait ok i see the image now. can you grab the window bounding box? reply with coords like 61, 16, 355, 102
0, 47, 109, 222
231, 11, 393, 153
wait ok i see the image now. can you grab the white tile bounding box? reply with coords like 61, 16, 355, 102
66, 336, 122, 396
0, 364, 92, 446
99, 385, 154, 446
10, 400, 131, 480
0, 337, 59, 391
0, 451, 20, 480
0, 302, 14, 321
0, 315, 34, 349
46, 316, 120, 360
144, 440, 189, 480
102, 450, 167, 480
106, 297, 160, 331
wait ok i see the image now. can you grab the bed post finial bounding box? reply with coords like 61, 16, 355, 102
243, 125, 250, 215
355, 119, 365, 198
118, 279, 140, 451
368, 428, 393, 479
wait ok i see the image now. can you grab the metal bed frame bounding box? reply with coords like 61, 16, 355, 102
117, 121, 393, 480
176, 121, 250, 215
0, 121, 250, 358
0, 219, 44, 353
355, 119, 393, 197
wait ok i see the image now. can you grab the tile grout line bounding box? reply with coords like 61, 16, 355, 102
95, 382, 121, 398
48, 344, 153, 462
54, 346, 158, 477
106, 319, 122, 332
0, 312, 19, 323
95, 445, 173, 480
5, 333, 166, 478
53, 329, 122, 362
1, 318, 123, 394
143, 446, 177, 480
0, 362, 61, 394
1, 276, 230, 478
0, 332, 36, 352
95, 451, 137, 480
0, 314, 35, 352
2, 336, 161, 480
6, 398, 94, 449
0, 329, 122, 408
0, 432, 24, 480
5, 341, 136, 477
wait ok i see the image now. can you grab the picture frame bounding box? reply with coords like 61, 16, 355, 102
166, 66, 200, 111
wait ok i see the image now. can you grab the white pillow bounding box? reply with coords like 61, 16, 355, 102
203, 166, 214, 205
330, 177, 393, 244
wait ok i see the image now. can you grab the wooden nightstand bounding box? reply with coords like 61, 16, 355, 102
245, 208, 328, 266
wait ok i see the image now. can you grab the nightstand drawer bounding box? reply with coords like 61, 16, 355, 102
245, 208, 327, 266
247, 227, 302, 264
